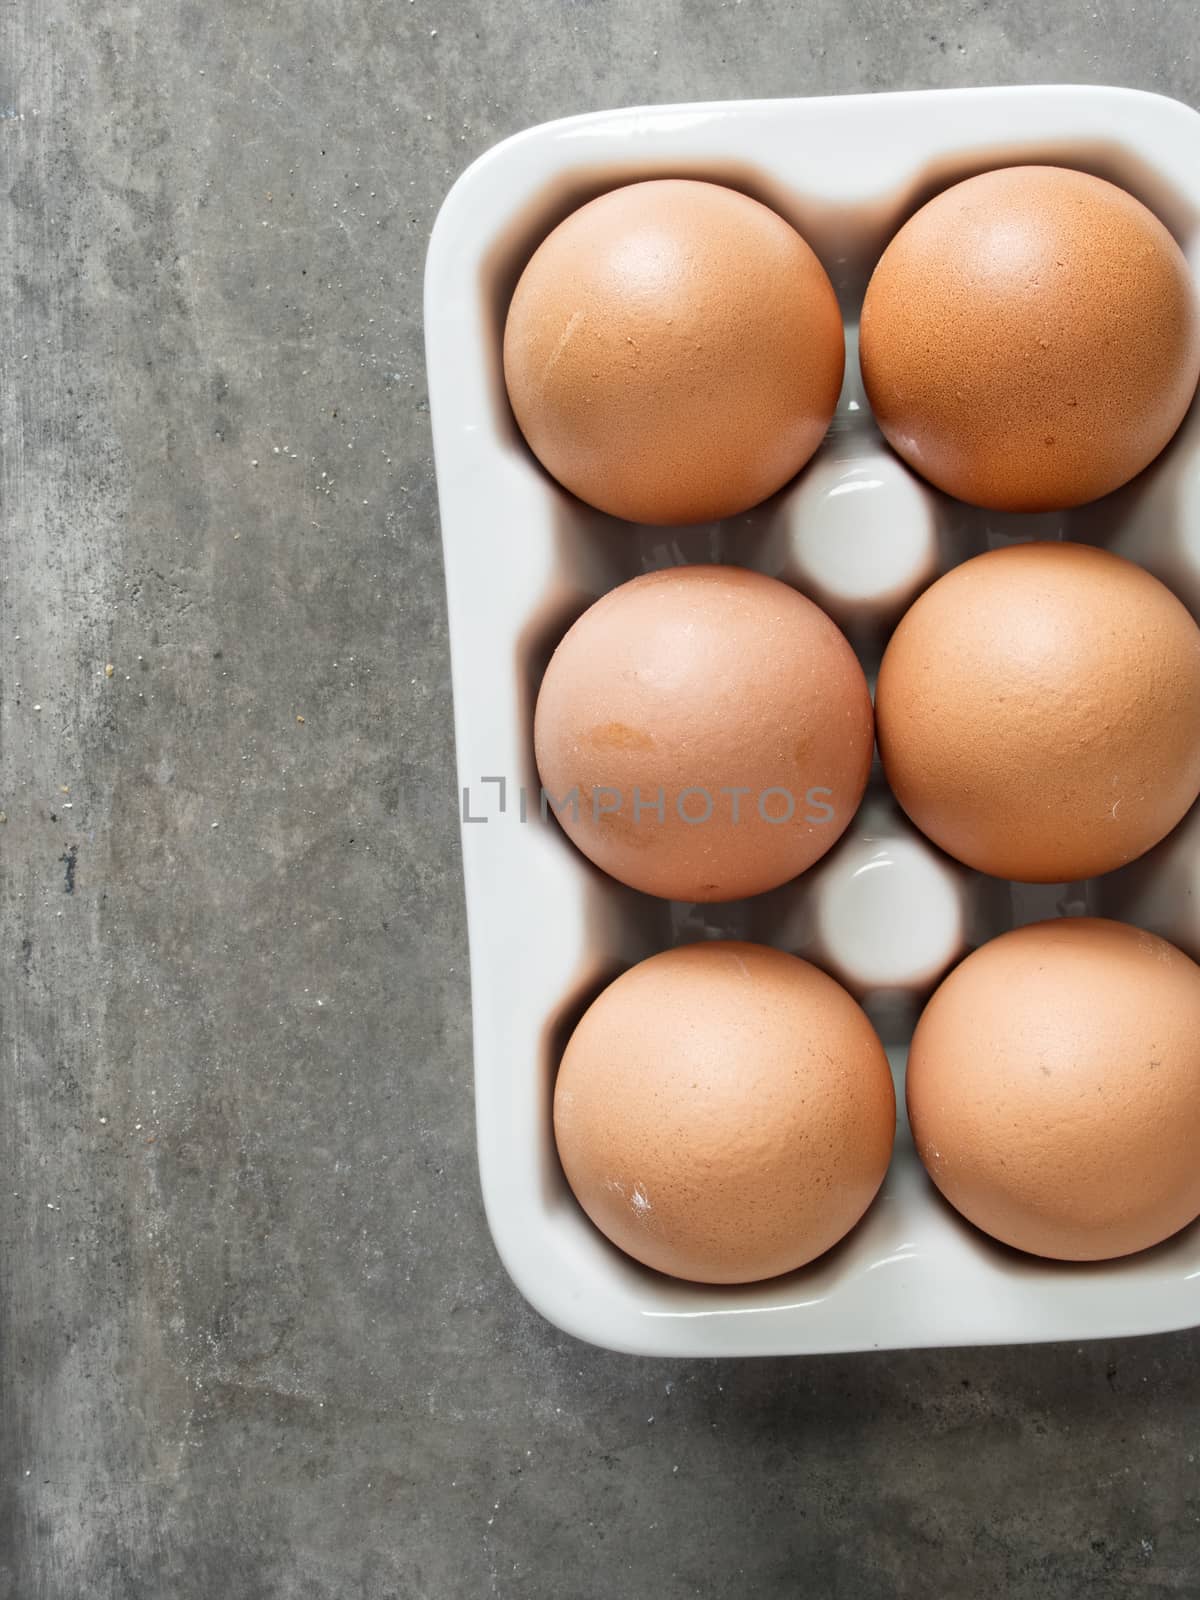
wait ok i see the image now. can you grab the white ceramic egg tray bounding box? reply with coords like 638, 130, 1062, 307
425, 86, 1200, 1356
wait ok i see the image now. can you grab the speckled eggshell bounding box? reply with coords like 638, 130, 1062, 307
534, 565, 874, 902
860, 165, 1200, 511
554, 941, 896, 1284
503, 179, 845, 526
907, 918, 1200, 1261
875, 542, 1200, 883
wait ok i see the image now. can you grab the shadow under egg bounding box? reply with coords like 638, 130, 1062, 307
1095, 794, 1200, 963
1069, 396, 1200, 620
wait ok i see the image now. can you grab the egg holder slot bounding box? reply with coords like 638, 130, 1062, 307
425, 86, 1200, 1355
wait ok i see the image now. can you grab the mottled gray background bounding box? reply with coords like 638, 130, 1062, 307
2, 2, 1198, 1596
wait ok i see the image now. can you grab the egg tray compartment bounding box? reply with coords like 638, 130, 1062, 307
425, 86, 1200, 1356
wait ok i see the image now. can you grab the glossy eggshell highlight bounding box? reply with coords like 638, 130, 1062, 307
860, 165, 1200, 511
875, 542, 1200, 883
534, 565, 874, 902
503, 179, 845, 525
907, 918, 1200, 1261
554, 942, 896, 1284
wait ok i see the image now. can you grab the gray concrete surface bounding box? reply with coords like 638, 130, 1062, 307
2, 2, 1198, 1595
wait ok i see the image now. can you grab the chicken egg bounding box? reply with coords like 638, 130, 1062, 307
907, 918, 1200, 1261
534, 565, 874, 901
504, 179, 844, 525
875, 542, 1200, 883
860, 165, 1200, 510
554, 941, 896, 1284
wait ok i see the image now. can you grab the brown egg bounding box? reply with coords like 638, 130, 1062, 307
860, 165, 1200, 511
876, 542, 1200, 882
534, 565, 874, 901
554, 941, 896, 1283
503, 179, 844, 525
907, 918, 1200, 1261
